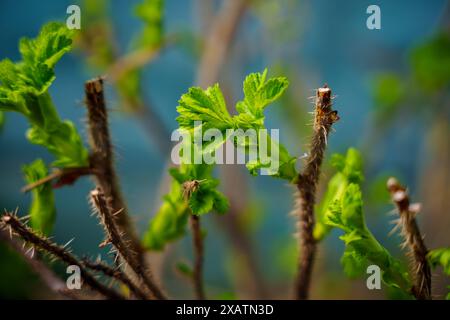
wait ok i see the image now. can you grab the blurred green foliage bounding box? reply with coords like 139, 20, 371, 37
411, 32, 450, 93
372, 31, 450, 122
22, 159, 56, 236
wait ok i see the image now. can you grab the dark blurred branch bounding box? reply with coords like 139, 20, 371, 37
90, 188, 167, 300
295, 86, 339, 300
387, 177, 432, 300
196, 0, 249, 88
0, 228, 78, 299
0, 213, 124, 300
83, 259, 148, 300
21, 167, 92, 193
189, 214, 206, 300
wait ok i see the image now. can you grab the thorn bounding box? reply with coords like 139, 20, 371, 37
62, 238, 75, 249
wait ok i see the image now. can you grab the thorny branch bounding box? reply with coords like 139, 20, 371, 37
83, 259, 148, 300
85, 77, 142, 261
0, 228, 78, 299
0, 212, 125, 300
90, 188, 167, 300
387, 177, 432, 300
294, 85, 339, 300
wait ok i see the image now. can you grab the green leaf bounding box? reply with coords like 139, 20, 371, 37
177, 84, 234, 133
189, 191, 214, 215
0, 22, 88, 168
236, 68, 289, 121
142, 180, 189, 250
427, 247, 450, 275
325, 183, 412, 296
143, 164, 229, 249
314, 148, 363, 241
22, 159, 56, 236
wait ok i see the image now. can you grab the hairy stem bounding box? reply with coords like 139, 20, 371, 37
387, 177, 432, 300
190, 214, 206, 300
83, 259, 148, 300
295, 85, 339, 300
0, 213, 124, 300
84, 77, 142, 264
0, 228, 79, 299
90, 188, 167, 300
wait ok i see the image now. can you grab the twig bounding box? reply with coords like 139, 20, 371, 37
189, 214, 206, 300
196, 0, 249, 87
107, 35, 176, 82
85, 77, 142, 259
90, 188, 167, 300
83, 259, 148, 300
0, 212, 125, 300
294, 85, 339, 300
387, 177, 432, 300
21, 167, 92, 193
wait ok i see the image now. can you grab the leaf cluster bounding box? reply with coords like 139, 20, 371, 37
0, 22, 88, 167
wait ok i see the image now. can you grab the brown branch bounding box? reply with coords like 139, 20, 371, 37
0, 213, 125, 300
387, 177, 432, 300
0, 228, 79, 299
83, 259, 148, 300
90, 188, 167, 300
21, 167, 92, 193
294, 85, 339, 300
196, 0, 249, 87
85, 77, 142, 260
107, 35, 176, 83
189, 214, 206, 300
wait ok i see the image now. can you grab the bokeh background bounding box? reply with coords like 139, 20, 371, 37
0, 0, 449, 299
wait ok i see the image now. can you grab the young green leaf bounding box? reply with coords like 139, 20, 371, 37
176, 69, 296, 181
142, 179, 189, 250
22, 159, 56, 236
314, 148, 363, 241
143, 164, 229, 250
325, 183, 412, 297
0, 22, 88, 168
177, 84, 234, 133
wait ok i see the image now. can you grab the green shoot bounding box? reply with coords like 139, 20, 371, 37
325, 183, 412, 297
314, 148, 363, 241
177, 69, 296, 181
143, 163, 229, 250
0, 22, 88, 168
22, 159, 56, 236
